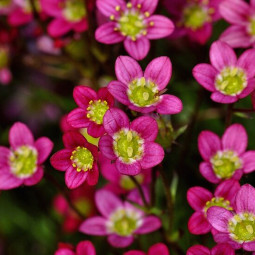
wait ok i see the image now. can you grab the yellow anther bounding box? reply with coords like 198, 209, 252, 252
127, 2, 132, 8
115, 5, 120, 11
149, 21, 154, 26
140, 77, 146, 87
103, 100, 108, 104
143, 92, 149, 100
89, 100, 93, 105
77, 168, 81, 172
142, 31, 147, 35
234, 215, 242, 222
72, 163, 76, 168
114, 27, 119, 31
98, 99, 101, 103
70, 156, 74, 160
127, 147, 133, 157
87, 114, 91, 118
131, 36, 136, 41
137, 4, 141, 8
127, 131, 133, 142
110, 15, 115, 20
230, 67, 238, 76
208, 7, 215, 14
87, 107, 91, 110
246, 225, 254, 234
144, 11, 150, 17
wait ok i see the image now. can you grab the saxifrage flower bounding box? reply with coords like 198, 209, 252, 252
187, 243, 235, 255
124, 243, 170, 255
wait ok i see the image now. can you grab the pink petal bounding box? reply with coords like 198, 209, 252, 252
97, 87, 115, 106
116, 160, 141, 175
79, 216, 108, 235
187, 23, 212, 45
252, 91, 255, 109
63, 131, 87, 149
76, 241, 96, 255
237, 49, 255, 78
188, 212, 211, 235
211, 91, 238, 103
243, 241, 255, 251
135, 216, 161, 234
198, 130, 221, 161
157, 94, 183, 114
40, 0, 62, 17
128, 104, 156, 113
65, 166, 88, 189
50, 149, 72, 171
199, 162, 220, 184
209, 41, 237, 71
144, 56, 172, 90
73, 19, 88, 33
242, 151, 255, 173
115, 56, 143, 84
238, 78, 255, 99
96, 0, 126, 17
95, 22, 125, 44
124, 251, 145, 255
55, 248, 75, 255
73, 86, 97, 109
87, 122, 105, 138
187, 187, 213, 211
48, 18, 73, 37
67, 108, 90, 129
140, 142, 164, 169
148, 243, 169, 255
86, 165, 99, 186
35, 137, 53, 164
0, 167, 23, 190
0, 146, 11, 168
187, 245, 210, 255
131, 0, 159, 13
8, 8, 32, 26
108, 81, 130, 105
98, 135, 116, 160
130, 116, 158, 142
207, 207, 232, 233
23, 166, 44, 186
146, 15, 174, 39
192, 64, 217, 92
103, 108, 129, 135
212, 244, 235, 255
9, 122, 34, 149
107, 234, 134, 248
222, 123, 247, 154
124, 37, 150, 61
213, 232, 242, 249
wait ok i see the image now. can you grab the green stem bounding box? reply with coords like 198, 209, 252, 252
225, 103, 234, 128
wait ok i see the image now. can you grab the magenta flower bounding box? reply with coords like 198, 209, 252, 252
99, 108, 164, 175
0, 122, 53, 190
50, 131, 99, 189
124, 243, 170, 255
99, 153, 152, 194
187, 244, 235, 255
55, 240, 96, 255
79, 189, 161, 248
164, 0, 221, 44
41, 0, 88, 37
219, 0, 255, 48
68, 86, 114, 138
187, 179, 240, 235
95, 0, 174, 60
193, 41, 255, 104
207, 184, 255, 251
198, 123, 255, 183
108, 56, 182, 114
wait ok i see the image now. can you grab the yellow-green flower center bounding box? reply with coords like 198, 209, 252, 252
120, 174, 144, 190
107, 208, 141, 236
63, 0, 86, 22
113, 129, 144, 163
0, 48, 8, 69
204, 197, 233, 214
9, 145, 37, 178
0, 0, 11, 7
70, 146, 94, 172
211, 150, 242, 179
229, 213, 255, 243
86, 100, 109, 125
215, 67, 247, 96
128, 77, 159, 107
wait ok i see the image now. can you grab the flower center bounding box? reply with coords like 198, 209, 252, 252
107, 208, 142, 236
113, 129, 144, 163
229, 213, 255, 243
215, 67, 247, 96
63, 0, 86, 22
70, 146, 94, 172
211, 150, 242, 179
0, 48, 8, 69
86, 100, 109, 125
204, 197, 233, 214
128, 77, 159, 107
183, 4, 210, 30
9, 145, 37, 178
120, 174, 144, 190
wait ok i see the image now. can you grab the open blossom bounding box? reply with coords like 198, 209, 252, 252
41, 0, 88, 37
50, 131, 99, 189
108, 56, 182, 114
99, 108, 164, 175
124, 243, 170, 255
95, 0, 174, 60
208, 184, 255, 251
164, 0, 221, 44
219, 0, 255, 48
193, 41, 255, 103
79, 190, 161, 248
67, 86, 114, 138
187, 244, 235, 255
187, 179, 240, 235
55, 241, 96, 255
0, 122, 53, 190
198, 124, 255, 183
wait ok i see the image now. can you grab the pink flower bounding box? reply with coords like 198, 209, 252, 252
50, 131, 99, 189
95, 0, 174, 60
99, 108, 164, 175
124, 243, 170, 255
79, 189, 161, 248
67, 86, 114, 138
219, 0, 255, 48
99, 153, 152, 194
0, 0, 15, 15
198, 123, 255, 183
193, 41, 255, 104
0, 68, 12, 85
108, 56, 183, 114
0, 122, 53, 190
187, 179, 240, 235
55, 240, 96, 255
41, 0, 88, 37
164, 0, 221, 44
187, 243, 235, 255
207, 184, 255, 251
